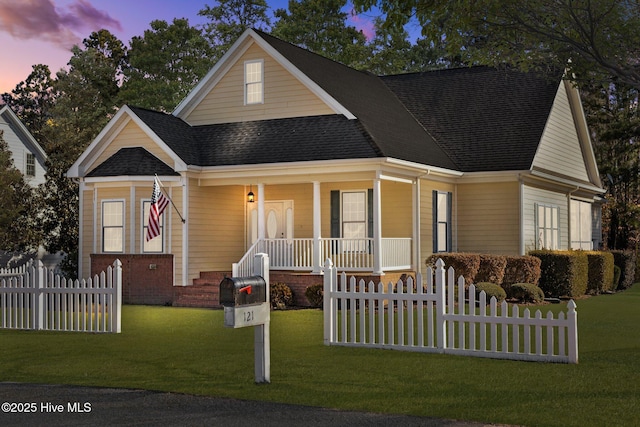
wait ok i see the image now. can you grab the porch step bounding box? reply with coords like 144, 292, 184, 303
172, 271, 230, 308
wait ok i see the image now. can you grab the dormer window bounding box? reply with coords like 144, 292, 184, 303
244, 60, 264, 105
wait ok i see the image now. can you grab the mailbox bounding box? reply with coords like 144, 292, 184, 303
219, 276, 267, 307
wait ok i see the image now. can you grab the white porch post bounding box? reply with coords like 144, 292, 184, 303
413, 178, 421, 274
257, 183, 265, 240
373, 177, 383, 275
312, 181, 322, 274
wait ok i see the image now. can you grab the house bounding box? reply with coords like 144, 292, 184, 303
0, 105, 47, 186
67, 29, 605, 305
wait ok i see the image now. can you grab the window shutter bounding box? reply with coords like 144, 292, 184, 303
330, 190, 340, 238
367, 188, 373, 238
446, 191, 452, 252
432, 190, 438, 252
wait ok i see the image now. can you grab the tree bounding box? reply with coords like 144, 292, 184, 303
354, 0, 640, 89
120, 19, 215, 112
0, 131, 38, 251
199, 0, 271, 61
272, 0, 371, 70
582, 81, 640, 249
1, 64, 56, 148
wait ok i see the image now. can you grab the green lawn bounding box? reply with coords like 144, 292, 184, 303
1, 285, 639, 427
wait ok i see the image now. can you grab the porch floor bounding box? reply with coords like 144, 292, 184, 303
172, 270, 416, 308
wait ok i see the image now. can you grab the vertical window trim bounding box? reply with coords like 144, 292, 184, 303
244, 59, 264, 105
141, 199, 164, 253
102, 199, 125, 253
433, 191, 452, 253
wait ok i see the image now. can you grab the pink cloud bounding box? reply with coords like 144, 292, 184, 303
349, 9, 376, 41
0, 0, 122, 49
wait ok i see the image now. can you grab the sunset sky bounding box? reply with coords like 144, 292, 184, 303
0, 0, 377, 94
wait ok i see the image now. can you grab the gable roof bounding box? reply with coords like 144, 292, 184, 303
381, 66, 562, 172
86, 147, 179, 177
0, 105, 47, 166
253, 30, 458, 171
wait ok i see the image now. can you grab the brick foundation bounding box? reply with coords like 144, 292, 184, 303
91, 254, 174, 305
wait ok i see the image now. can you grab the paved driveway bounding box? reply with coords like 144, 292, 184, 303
0, 382, 493, 426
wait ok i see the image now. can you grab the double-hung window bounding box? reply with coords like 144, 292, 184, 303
142, 200, 164, 253
25, 152, 35, 177
342, 191, 367, 252
244, 60, 263, 104
536, 203, 559, 250
102, 200, 124, 253
433, 191, 452, 253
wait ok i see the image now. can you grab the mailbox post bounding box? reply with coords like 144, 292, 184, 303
219, 253, 270, 383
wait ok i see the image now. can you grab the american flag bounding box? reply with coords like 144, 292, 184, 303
146, 177, 169, 241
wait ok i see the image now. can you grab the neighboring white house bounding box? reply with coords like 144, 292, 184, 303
0, 105, 47, 186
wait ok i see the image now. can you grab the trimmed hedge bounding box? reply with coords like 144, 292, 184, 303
474, 282, 507, 303
611, 250, 635, 290
502, 256, 541, 287
476, 255, 507, 286
304, 284, 323, 308
585, 251, 615, 294
529, 250, 588, 297
270, 282, 294, 309
507, 283, 545, 304
426, 253, 480, 286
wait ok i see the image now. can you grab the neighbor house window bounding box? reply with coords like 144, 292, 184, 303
142, 200, 164, 253
244, 60, 264, 104
102, 200, 124, 253
433, 191, 452, 252
571, 199, 592, 250
536, 203, 559, 250
26, 152, 35, 177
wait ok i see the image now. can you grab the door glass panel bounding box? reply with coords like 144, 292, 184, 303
267, 210, 278, 238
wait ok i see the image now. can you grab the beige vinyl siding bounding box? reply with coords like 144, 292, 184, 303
187, 183, 245, 280
522, 184, 569, 252
89, 121, 175, 173
533, 83, 590, 182
186, 43, 335, 125
381, 180, 412, 237
419, 180, 456, 261
81, 188, 94, 277
457, 182, 520, 255
264, 183, 313, 238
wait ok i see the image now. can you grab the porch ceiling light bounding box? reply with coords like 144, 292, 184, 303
247, 185, 255, 203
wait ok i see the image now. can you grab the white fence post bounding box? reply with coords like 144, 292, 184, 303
323, 258, 335, 345
34, 261, 44, 331
434, 258, 446, 350
113, 259, 122, 333
567, 300, 578, 364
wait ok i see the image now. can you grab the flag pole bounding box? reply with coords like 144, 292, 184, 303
155, 174, 186, 224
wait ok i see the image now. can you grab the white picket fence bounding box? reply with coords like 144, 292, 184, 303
323, 258, 578, 363
0, 260, 122, 333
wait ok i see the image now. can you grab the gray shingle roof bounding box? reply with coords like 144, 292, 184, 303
89, 32, 565, 177
381, 66, 561, 172
87, 147, 178, 177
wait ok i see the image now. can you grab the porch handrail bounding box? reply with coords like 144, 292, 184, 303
232, 240, 264, 277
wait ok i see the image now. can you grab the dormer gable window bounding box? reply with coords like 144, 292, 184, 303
244, 59, 264, 105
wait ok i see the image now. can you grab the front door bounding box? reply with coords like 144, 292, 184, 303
248, 200, 294, 245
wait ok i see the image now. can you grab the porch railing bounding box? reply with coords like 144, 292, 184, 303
233, 237, 412, 275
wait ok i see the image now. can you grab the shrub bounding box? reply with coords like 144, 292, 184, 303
530, 250, 588, 297
304, 284, 323, 308
476, 254, 507, 286
474, 282, 506, 304
502, 256, 541, 287
270, 282, 293, 309
586, 251, 615, 294
611, 250, 635, 290
508, 283, 545, 304
613, 265, 621, 290
427, 253, 480, 286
